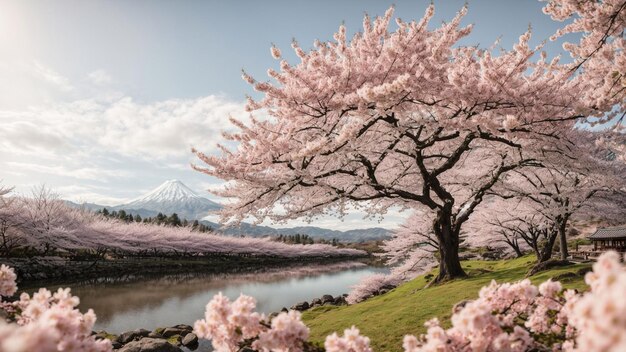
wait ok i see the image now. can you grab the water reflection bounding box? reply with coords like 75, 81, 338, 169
30, 261, 387, 333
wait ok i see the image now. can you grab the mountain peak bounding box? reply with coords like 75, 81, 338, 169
137, 179, 200, 203
116, 180, 221, 219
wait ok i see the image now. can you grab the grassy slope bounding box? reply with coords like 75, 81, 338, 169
302, 256, 591, 351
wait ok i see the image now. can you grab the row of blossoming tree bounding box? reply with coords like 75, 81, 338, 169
1, 251, 625, 351
193, 0, 626, 282
377, 128, 626, 287
0, 186, 363, 259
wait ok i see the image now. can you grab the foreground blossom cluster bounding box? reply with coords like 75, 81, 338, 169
402, 280, 569, 351
324, 327, 372, 352
403, 251, 626, 352
194, 291, 374, 352
0, 266, 111, 352
194, 293, 311, 352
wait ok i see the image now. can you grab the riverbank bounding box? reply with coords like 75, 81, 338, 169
302, 255, 592, 351
2, 254, 371, 287
83, 255, 593, 351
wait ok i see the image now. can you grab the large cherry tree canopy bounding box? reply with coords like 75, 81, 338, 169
543, 0, 625, 123
194, 5, 592, 224
543, 0, 626, 161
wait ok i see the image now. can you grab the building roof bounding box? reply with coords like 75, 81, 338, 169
589, 226, 626, 240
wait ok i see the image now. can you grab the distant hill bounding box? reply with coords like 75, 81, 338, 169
200, 220, 392, 242
67, 179, 393, 242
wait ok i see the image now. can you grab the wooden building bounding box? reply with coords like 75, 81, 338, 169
588, 226, 626, 252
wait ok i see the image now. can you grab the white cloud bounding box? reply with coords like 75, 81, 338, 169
0, 120, 69, 154
0, 95, 246, 159
4, 162, 131, 181
87, 69, 112, 85
31, 60, 73, 92
47, 184, 129, 205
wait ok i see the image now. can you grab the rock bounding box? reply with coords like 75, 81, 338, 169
162, 328, 187, 338
280, 307, 288, 313
527, 260, 572, 276
480, 251, 503, 260
181, 333, 198, 347
117, 338, 182, 352
552, 272, 579, 282
333, 296, 346, 305
171, 324, 193, 332
147, 332, 162, 338
94, 331, 114, 341
290, 301, 310, 311
116, 329, 151, 344
311, 298, 322, 306
577, 267, 592, 276
452, 300, 472, 314
111, 341, 122, 349
458, 253, 476, 260
169, 335, 182, 347
321, 294, 334, 304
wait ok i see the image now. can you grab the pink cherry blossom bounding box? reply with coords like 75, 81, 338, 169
0, 265, 17, 297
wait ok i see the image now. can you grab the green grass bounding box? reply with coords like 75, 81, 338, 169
302, 256, 590, 352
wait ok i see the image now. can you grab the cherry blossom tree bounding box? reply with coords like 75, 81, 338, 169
19, 186, 79, 256
193, 5, 592, 281
477, 201, 559, 262
380, 211, 438, 278
489, 130, 626, 261
543, 0, 625, 126
0, 185, 25, 256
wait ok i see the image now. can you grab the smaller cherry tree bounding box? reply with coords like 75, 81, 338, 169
0, 185, 26, 256
485, 130, 626, 261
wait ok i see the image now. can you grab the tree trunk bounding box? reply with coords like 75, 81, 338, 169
433, 208, 466, 282
512, 244, 523, 258
558, 218, 569, 260
539, 230, 558, 263
532, 245, 541, 262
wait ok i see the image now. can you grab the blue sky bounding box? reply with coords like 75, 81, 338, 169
0, 0, 573, 229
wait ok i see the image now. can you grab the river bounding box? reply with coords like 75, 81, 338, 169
35, 261, 387, 334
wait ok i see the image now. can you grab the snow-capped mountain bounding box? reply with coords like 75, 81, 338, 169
115, 180, 221, 220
